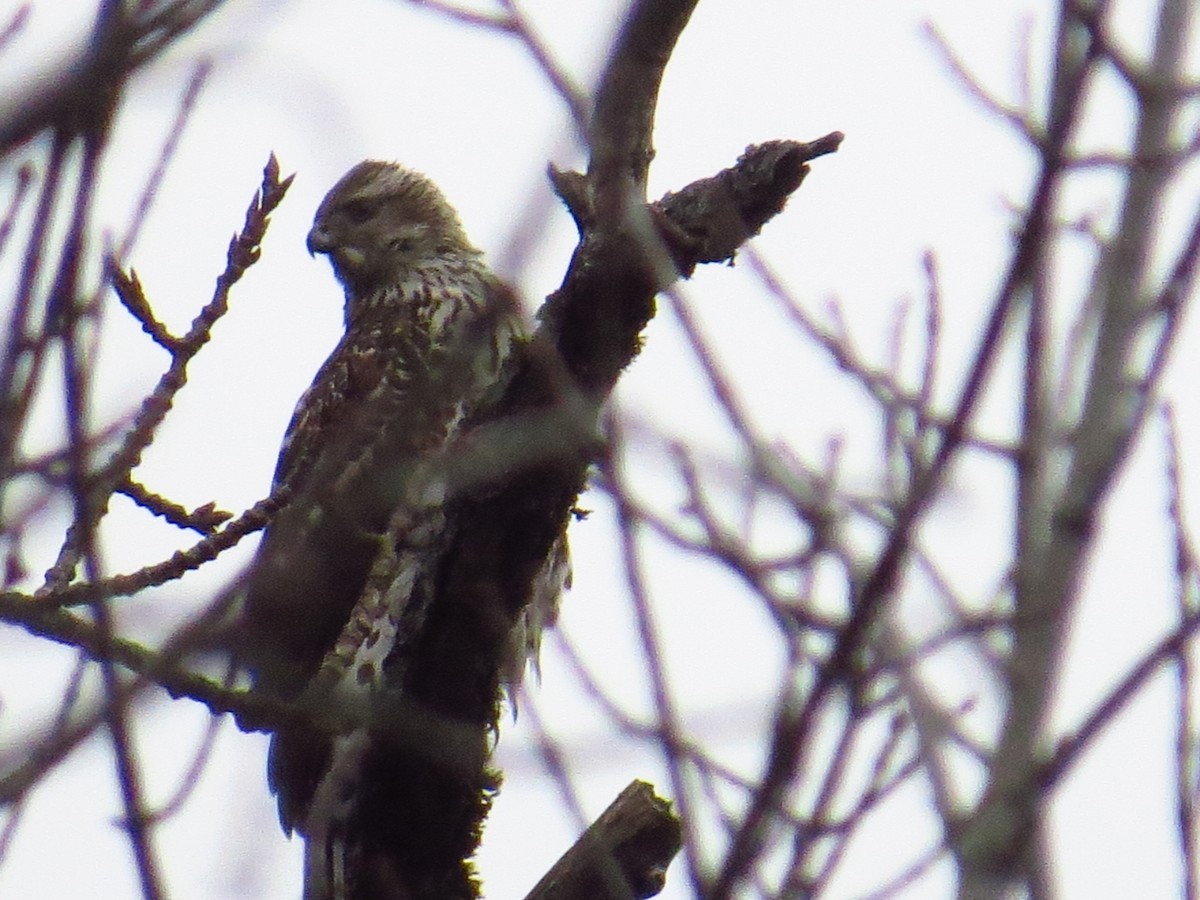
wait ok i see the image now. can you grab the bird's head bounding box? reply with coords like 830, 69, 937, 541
307, 161, 476, 297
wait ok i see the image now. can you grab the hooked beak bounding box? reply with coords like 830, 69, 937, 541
306, 223, 334, 256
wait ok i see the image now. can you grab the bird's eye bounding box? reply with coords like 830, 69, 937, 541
342, 199, 375, 224
390, 236, 417, 254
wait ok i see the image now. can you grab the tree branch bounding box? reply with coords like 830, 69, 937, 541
524, 781, 682, 900
303, 0, 839, 895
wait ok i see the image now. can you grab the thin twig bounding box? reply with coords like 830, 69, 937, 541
118, 477, 231, 534
607, 410, 704, 893
516, 688, 589, 833
710, 7, 1092, 892
39, 155, 293, 592
1164, 404, 1200, 900
0, 162, 33, 260
115, 59, 211, 260
0, 5, 29, 54
34, 489, 284, 607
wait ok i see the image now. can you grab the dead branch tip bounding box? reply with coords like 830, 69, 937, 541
548, 164, 591, 232
525, 779, 682, 900
653, 132, 841, 268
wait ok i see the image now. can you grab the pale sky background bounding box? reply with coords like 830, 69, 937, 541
0, 1, 1198, 898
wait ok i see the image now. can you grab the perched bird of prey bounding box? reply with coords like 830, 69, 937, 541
239, 161, 568, 899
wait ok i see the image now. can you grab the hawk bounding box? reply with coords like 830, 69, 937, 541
239, 161, 568, 899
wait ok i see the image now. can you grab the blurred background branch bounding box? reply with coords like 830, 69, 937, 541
0, 1, 1196, 899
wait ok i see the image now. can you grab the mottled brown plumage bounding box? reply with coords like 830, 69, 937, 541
240, 162, 566, 899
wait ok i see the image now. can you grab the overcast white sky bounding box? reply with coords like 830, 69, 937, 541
0, 1, 1198, 898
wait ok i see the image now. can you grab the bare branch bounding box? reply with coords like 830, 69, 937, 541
524, 780, 682, 900
117, 477, 232, 534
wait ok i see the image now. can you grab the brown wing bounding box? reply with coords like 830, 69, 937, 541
271, 330, 392, 492
243, 302, 432, 835
243, 269, 524, 834
242, 336, 397, 688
